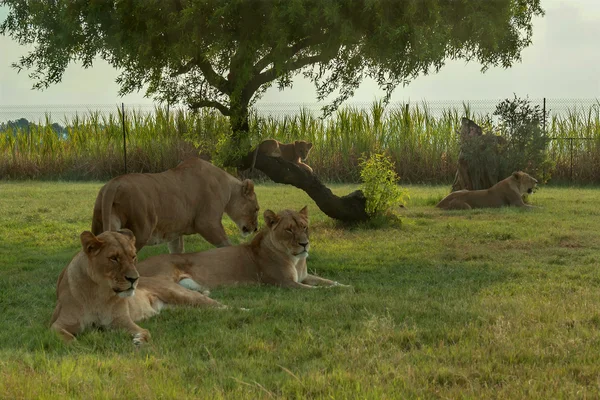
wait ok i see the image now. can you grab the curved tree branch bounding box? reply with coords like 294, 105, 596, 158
244, 46, 340, 101
188, 100, 231, 116
240, 150, 368, 222
195, 56, 231, 95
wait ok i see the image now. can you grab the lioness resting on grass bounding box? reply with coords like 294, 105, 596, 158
136, 206, 348, 289
436, 171, 538, 210
50, 230, 223, 345
91, 157, 260, 253
255, 139, 314, 173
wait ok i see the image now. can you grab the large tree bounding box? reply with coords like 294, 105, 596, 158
1, 0, 543, 220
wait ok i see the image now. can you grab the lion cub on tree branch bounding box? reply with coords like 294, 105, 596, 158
255, 139, 314, 173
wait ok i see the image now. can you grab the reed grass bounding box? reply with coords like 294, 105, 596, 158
1, 101, 600, 182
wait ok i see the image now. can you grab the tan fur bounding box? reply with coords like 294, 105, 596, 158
91, 157, 260, 253
50, 230, 222, 345
257, 139, 314, 173
136, 206, 348, 289
436, 171, 538, 210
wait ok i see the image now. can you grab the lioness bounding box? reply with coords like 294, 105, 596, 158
436, 171, 538, 210
50, 230, 222, 344
91, 157, 260, 253
255, 139, 314, 173
136, 206, 347, 289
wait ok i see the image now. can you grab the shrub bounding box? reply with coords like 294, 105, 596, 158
493, 95, 554, 182
359, 153, 409, 217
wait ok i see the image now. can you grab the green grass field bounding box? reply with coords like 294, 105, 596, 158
1, 181, 600, 398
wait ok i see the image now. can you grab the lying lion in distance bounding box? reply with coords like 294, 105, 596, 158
136, 206, 348, 289
91, 157, 260, 253
50, 230, 224, 345
436, 171, 538, 210
253, 139, 314, 173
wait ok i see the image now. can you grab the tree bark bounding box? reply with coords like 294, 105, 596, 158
224, 102, 251, 168
240, 151, 369, 222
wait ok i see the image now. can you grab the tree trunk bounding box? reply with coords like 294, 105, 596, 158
451, 118, 504, 191
240, 151, 369, 222
221, 102, 251, 169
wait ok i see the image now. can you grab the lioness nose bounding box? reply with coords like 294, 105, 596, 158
299, 242, 309, 248
126, 276, 138, 284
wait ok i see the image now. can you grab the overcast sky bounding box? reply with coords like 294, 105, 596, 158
0, 0, 599, 108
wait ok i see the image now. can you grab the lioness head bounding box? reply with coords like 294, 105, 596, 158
227, 179, 260, 236
263, 206, 310, 258
80, 229, 139, 298
294, 141, 313, 161
512, 171, 538, 195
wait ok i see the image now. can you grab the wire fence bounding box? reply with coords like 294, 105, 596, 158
1, 98, 598, 122
1, 98, 600, 183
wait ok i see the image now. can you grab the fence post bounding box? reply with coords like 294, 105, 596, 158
570, 137, 574, 181
542, 97, 546, 181
542, 97, 546, 133
122, 102, 127, 174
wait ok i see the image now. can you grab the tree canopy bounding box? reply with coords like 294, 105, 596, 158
2, 0, 543, 134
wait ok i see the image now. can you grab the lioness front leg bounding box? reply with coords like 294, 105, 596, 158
302, 274, 350, 287
50, 307, 83, 343
112, 316, 150, 345
196, 221, 231, 248
147, 277, 225, 308
298, 162, 313, 173
447, 200, 472, 210
51, 322, 79, 343
279, 280, 318, 289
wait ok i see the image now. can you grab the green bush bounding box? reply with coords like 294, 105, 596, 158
494, 96, 553, 182
359, 153, 409, 217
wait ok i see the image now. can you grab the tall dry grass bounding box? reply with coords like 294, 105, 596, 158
547, 102, 600, 182
1, 102, 600, 182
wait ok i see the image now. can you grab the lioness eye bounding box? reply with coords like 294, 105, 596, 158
285, 229, 293, 234
109, 256, 118, 263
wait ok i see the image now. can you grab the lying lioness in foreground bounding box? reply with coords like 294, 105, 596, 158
436, 171, 538, 210
50, 230, 223, 345
137, 206, 348, 289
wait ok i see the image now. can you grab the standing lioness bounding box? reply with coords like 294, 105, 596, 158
91, 158, 260, 253
436, 171, 538, 210
137, 206, 348, 289
50, 230, 223, 345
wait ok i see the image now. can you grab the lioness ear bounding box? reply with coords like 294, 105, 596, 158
80, 231, 103, 255
117, 229, 136, 245
307, 142, 313, 150
264, 210, 280, 228
512, 171, 520, 180
299, 205, 308, 217
242, 179, 255, 197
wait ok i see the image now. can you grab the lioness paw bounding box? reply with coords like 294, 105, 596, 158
132, 331, 150, 345
332, 281, 352, 288
179, 277, 210, 295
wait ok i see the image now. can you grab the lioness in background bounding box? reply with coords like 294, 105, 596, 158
256, 139, 314, 173
137, 206, 348, 289
91, 158, 260, 253
50, 230, 223, 345
436, 171, 538, 210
